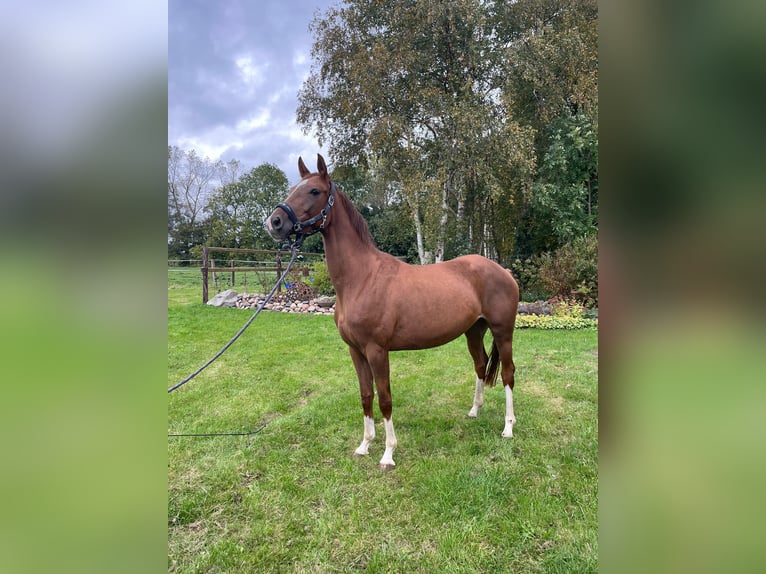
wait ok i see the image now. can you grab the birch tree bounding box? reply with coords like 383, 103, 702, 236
168, 145, 224, 260
298, 0, 534, 263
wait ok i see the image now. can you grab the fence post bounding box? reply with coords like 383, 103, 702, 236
230, 259, 235, 287
201, 246, 209, 304
276, 251, 282, 293
211, 258, 218, 291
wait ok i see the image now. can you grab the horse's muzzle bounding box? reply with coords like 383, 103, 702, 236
264, 212, 289, 241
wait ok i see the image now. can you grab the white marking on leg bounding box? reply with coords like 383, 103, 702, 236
354, 416, 375, 455
502, 385, 516, 438
468, 375, 484, 418
379, 417, 397, 467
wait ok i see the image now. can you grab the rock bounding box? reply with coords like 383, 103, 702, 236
518, 301, 552, 315
207, 289, 239, 307
229, 292, 337, 315
317, 296, 335, 308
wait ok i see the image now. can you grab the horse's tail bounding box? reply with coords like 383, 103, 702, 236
484, 339, 501, 387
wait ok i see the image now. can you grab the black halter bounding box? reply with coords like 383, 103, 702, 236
275, 181, 336, 246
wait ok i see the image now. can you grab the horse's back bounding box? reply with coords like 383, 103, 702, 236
442, 254, 518, 295
441, 254, 519, 325
391, 254, 518, 342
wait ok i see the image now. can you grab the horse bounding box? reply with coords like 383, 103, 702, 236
265, 154, 519, 470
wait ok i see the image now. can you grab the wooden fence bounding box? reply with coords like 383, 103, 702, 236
201, 246, 324, 304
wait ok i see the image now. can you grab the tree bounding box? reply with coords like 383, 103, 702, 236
297, 0, 597, 265
493, 0, 598, 155
492, 0, 599, 256
168, 146, 226, 261
298, 0, 534, 264
205, 163, 289, 251
529, 111, 598, 250
332, 162, 418, 262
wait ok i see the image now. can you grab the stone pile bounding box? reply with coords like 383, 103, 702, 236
517, 301, 553, 315
235, 293, 335, 316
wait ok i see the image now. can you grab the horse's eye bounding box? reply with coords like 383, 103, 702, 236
310, 188, 320, 196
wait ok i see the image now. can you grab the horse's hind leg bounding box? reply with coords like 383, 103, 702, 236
465, 319, 489, 418
349, 346, 375, 456
496, 336, 517, 438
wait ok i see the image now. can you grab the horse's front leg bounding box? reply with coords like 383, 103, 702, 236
349, 346, 375, 456
367, 346, 397, 470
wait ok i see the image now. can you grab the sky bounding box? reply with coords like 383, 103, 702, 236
168, 0, 338, 184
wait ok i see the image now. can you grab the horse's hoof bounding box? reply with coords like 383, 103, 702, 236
378, 463, 396, 472
352, 450, 367, 458
467, 410, 478, 418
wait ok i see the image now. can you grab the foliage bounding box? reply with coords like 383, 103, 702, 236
510, 254, 547, 302
205, 163, 289, 251
538, 234, 598, 306
548, 295, 587, 319
494, 0, 599, 155
528, 111, 599, 251
515, 314, 597, 330
167, 218, 208, 264
366, 201, 419, 263
308, 260, 335, 297
168, 146, 235, 261
334, 164, 419, 262
282, 280, 317, 303
298, 0, 537, 263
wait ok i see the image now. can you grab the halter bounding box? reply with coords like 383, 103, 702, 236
275, 181, 336, 247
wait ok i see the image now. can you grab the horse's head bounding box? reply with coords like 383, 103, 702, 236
265, 154, 335, 245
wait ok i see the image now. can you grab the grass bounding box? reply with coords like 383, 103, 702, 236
168, 270, 598, 573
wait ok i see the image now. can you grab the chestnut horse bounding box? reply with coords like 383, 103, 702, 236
266, 155, 519, 470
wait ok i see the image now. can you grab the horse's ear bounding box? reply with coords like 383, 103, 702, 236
298, 156, 310, 178
317, 154, 328, 179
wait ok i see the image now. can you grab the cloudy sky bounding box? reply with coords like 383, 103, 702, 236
169, 0, 338, 183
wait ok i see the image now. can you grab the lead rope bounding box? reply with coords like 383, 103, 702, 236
168, 241, 303, 394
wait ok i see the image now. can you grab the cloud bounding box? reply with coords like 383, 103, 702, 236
234, 55, 269, 92
169, 1, 334, 178
293, 52, 308, 67
236, 109, 272, 132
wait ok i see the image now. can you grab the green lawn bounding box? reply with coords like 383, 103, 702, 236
168, 270, 598, 573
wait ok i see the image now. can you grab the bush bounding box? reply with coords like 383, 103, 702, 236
309, 260, 335, 296
515, 314, 597, 330
510, 255, 547, 302
538, 235, 598, 307
283, 280, 317, 302
548, 295, 587, 319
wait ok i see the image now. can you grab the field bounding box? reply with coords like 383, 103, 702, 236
168, 270, 598, 573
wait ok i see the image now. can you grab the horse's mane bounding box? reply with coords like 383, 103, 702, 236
334, 187, 376, 248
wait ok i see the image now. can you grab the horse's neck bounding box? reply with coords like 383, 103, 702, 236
321, 209, 379, 299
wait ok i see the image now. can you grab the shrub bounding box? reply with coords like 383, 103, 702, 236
309, 260, 335, 296
515, 314, 597, 330
548, 295, 587, 319
538, 235, 598, 307
510, 255, 547, 302
283, 280, 317, 302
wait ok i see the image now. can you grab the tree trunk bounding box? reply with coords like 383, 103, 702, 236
435, 177, 450, 263
405, 196, 427, 265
